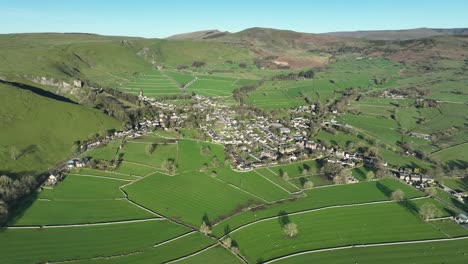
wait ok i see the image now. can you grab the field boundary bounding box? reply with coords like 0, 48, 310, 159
263, 235, 468, 263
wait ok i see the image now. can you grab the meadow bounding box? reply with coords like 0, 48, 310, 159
0, 220, 189, 264
124, 172, 262, 227
0, 83, 121, 175
116, 70, 181, 98
271, 238, 468, 264
72, 232, 217, 264
212, 179, 424, 237
230, 202, 446, 263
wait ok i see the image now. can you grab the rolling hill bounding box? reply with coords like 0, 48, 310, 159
0, 81, 122, 175
323, 27, 468, 40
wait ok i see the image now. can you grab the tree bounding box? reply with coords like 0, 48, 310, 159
303, 180, 314, 189
9, 146, 20, 160
201, 145, 211, 156
199, 163, 208, 172
323, 162, 343, 179
391, 189, 405, 202
420, 202, 438, 221
145, 144, 156, 155
199, 221, 211, 235
221, 236, 232, 248
211, 156, 220, 167
0, 201, 8, 225
283, 222, 298, 238
334, 169, 350, 185
282, 171, 289, 181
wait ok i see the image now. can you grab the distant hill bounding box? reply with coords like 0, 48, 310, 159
167, 30, 228, 40
323, 27, 468, 40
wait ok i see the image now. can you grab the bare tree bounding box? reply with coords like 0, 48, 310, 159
334, 169, 350, 184
283, 222, 298, 238
221, 236, 232, 248
391, 189, 405, 202
420, 203, 439, 221
145, 144, 156, 155
303, 180, 314, 189
9, 147, 20, 160
199, 221, 211, 235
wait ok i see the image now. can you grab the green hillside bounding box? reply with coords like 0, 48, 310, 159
0, 82, 121, 175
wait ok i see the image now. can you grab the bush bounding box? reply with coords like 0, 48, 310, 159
192, 61, 206, 68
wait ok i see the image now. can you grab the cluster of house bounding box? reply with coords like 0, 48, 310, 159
409, 132, 431, 140
441, 185, 467, 204
189, 96, 363, 171
392, 167, 434, 186
381, 90, 406, 99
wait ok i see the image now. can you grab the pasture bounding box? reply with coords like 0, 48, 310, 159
177, 245, 243, 264
212, 179, 423, 237
272, 238, 468, 264
72, 232, 216, 264
215, 168, 291, 202
0, 220, 189, 264
176, 139, 226, 172
117, 70, 181, 98
124, 172, 262, 227
9, 174, 154, 225
0, 83, 121, 174
230, 202, 445, 263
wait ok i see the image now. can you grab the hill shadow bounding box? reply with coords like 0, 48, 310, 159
0, 79, 77, 105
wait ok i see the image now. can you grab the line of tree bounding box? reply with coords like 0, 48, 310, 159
272, 69, 315, 81
0, 175, 37, 225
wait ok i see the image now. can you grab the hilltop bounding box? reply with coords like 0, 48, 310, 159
167, 29, 229, 40
323, 27, 468, 40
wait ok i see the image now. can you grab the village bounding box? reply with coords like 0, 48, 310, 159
43, 93, 466, 220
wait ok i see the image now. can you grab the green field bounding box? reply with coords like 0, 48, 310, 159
124, 172, 262, 227
230, 202, 445, 262
39, 175, 126, 200
272, 238, 468, 264
0, 220, 189, 264
177, 139, 226, 172
0, 83, 121, 174
121, 141, 178, 168
117, 70, 181, 98
177, 245, 243, 264
212, 179, 423, 237
9, 199, 154, 226
72, 232, 216, 264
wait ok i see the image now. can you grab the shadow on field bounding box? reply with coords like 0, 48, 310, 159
4, 191, 39, 226
376, 182, 392, 198
0, 79, 78, 105
278, 210, 290, 227
446, 159, 468, 170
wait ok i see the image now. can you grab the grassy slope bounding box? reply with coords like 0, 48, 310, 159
124, 172, 261, 227
212, 179, 423, 237
0, 220, 189, 264
274, 239, 468, 264
0, 83, 121, 174
231, 202, 445, 263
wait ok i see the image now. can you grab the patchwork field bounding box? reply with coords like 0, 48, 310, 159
0, 220, 189, 264
212, 179, 424, 237
124, 172, 262, 227
230, 202, 446, 263
117, 70, 181, 97
271, 238, 468, 264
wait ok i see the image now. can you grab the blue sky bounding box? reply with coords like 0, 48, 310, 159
1, 0, 467, 38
